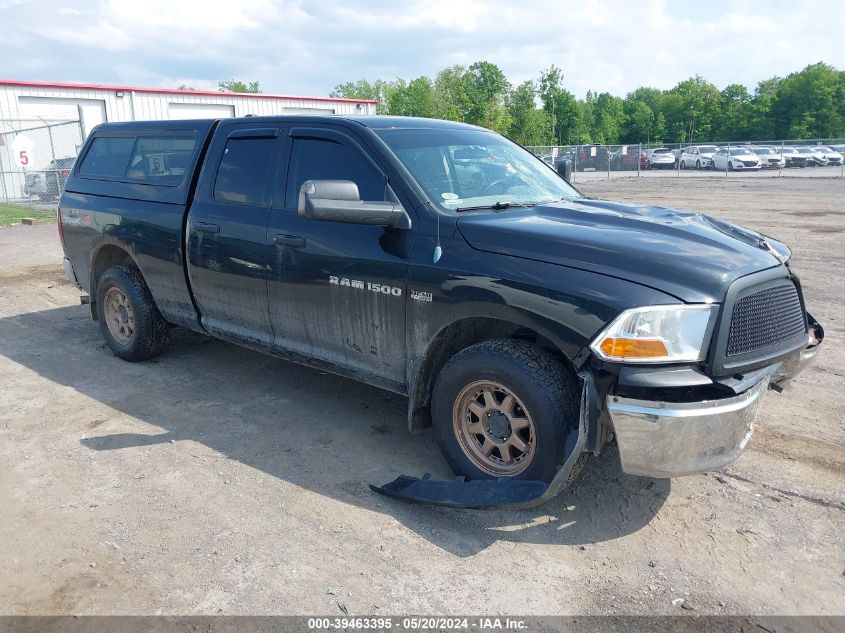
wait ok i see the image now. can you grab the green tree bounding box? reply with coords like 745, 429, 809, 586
591, 92, 625, 144
328, 61, 844, 144
770, 63, 845, 138
218, 79, 261, 93
663, 76, 721, 142
464, 61, 512, 133
330, 79, 395, 114
746, 77, 781, 139
539, 65, 581, 144
432, 65, 471, 122
507, 81, 552, 146
405, 77, 435, 118
716, 83, 752, 141
621, 87, 664, 144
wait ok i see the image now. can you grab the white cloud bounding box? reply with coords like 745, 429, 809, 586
1, 0, 843, 98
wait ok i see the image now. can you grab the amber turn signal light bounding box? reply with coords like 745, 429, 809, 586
599, 337, 669, 359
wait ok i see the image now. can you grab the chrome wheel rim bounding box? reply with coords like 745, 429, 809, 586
104, 287, 135, 344
452, 380, 536, 477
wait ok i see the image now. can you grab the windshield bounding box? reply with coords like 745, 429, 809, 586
729, 148, 752, 156
699, 146, 718, 153
376, 128, 580, 210
754, 147, 774, 154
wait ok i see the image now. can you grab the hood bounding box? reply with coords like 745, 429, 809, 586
456, 199, 788, 303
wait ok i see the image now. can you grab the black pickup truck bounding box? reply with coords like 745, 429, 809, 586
58, 115, 823, 508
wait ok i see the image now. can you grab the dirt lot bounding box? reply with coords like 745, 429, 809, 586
0, 176, 843, 616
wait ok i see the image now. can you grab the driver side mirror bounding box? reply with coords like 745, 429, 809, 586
298, 180, 411, 230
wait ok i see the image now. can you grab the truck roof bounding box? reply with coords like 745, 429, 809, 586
92, 115, 485, 134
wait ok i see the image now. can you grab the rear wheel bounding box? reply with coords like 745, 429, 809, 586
96, 265, 169, 361
680, 160, 686, 170
432, 340, 581, 483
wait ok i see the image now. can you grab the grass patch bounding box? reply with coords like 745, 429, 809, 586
0, 203, 55, 227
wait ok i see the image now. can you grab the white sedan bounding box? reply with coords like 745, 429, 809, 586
797, 147, 828, 166
814, 146, 844, 166
712, 148, 762, 171
752, 146, 785, 169
679, 145, 719, 169
646, 148, 677, 169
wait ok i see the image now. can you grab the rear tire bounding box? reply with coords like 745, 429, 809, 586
96, 265, 169, 361
432, 340, 581, 483
680, 160, 686, 170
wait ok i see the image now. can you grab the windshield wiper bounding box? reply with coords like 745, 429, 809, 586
455, 201, 534, 212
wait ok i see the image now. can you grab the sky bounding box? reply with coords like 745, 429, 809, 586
2, 0, 844, 99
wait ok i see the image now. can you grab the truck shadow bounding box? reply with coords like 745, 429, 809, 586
0, 304, 670, 557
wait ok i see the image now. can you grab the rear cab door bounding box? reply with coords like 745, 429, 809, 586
186, 121, 282, 346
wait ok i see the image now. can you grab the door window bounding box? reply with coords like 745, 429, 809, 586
285, 137, 386, 209
213, 137, 277, 206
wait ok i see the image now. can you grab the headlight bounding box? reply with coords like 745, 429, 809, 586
591, 305, 718, 363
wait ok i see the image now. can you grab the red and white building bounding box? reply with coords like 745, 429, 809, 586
0, 79, 377, 135
0, 79, 377, 199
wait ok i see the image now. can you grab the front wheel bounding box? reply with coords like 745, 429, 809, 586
96, 265, 169, 361
680, 160, 686, 170
728, 161, 734, 171
432, 340, 580, 483
696, 160, 701, 169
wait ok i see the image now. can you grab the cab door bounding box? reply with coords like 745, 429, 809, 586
186, 125, 281, 346
266, 124, 416, 390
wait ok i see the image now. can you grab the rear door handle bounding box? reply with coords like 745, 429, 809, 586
274, 234, 306, 249
194, 222, 220, 234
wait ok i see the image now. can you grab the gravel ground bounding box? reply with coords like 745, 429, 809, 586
0, 176, 843, 616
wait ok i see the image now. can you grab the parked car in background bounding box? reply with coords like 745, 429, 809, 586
796, 147, 828, 167
609, 145, 647, 171
646, 147, 676, 169
829, 144, 845, 154
575, 144, 610, 171
24, 157, 76, 201
751, 146, 785, 169
712, 148, 762, 171
780, 147, 808, 168
813, 146, 844, 166
679, 145, 719, 170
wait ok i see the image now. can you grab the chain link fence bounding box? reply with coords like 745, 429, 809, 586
528, 139, 845, 183
1, 119, 84, 226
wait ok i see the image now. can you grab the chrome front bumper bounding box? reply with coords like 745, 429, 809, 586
607, 378, 769, 478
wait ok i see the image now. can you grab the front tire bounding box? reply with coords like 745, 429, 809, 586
432, 340, 580, 483
96, 265, 169, 361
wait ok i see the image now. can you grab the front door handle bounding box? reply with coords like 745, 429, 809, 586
274, 234, 306, 249
194, 222, 220, 234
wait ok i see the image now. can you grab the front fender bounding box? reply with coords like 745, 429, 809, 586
404, 244, 681, 431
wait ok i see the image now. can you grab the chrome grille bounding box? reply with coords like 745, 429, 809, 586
727, 283, 805, 356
